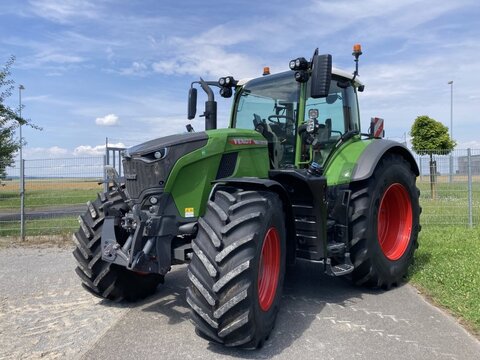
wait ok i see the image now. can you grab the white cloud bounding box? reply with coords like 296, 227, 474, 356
23, 146, 69, 159
152, 45, 260, 79
95, 114, 119, 126
117, 61, 148, 76
29, 0, 99, 23
73, 144, 105, 156
48, 146, 69, 155
73, 142, 125, 156
34, 52, 85, 65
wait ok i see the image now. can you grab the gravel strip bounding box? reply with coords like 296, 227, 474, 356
0, 247, 129, 359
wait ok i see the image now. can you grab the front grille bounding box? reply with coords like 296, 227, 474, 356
123, 158, 165, 199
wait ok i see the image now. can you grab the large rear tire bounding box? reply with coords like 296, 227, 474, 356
349, 154, 421, 289
187, 187, 286, 349
73, 188, 163, 301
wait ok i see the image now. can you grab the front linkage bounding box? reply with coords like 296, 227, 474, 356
97, 171, 194, 276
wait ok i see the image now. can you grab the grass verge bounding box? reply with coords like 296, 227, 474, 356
408, 225, 480, 337
0, 217, 79, 237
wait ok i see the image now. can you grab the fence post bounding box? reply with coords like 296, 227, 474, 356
467, 148, 473, 228
20, 159, 25, 240
103, 155, 107, 193
419, 156, 423, 182
429, 158, 437, 199
449, 153, 453, 183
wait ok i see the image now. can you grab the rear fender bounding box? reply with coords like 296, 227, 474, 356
352, 140, 419, 182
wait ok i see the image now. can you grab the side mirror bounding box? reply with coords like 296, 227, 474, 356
310, 54, 332, 98
187, 88, 197, 120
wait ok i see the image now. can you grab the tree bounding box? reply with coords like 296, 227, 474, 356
410, 115, 456, 198
0, 56, 37, 178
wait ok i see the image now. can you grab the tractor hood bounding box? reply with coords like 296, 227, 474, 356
125, 132, 208, 157
122, 132, 208, 201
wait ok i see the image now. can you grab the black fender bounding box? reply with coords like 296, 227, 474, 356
212, 177, 296, 265
352, 140, 419, 182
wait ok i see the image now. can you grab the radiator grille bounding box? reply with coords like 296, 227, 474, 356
123, 159, 165, 199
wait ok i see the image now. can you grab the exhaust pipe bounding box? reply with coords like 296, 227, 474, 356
199, 78, 217, 130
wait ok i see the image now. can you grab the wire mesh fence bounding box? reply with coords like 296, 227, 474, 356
0, 157, 104, 237
414, 149, 479, 227
1, 149, 479, 238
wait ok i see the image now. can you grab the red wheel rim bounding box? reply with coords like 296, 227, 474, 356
258, 227, 281, 312
377, 183, 413, 260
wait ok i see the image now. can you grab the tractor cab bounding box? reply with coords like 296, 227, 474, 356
189, 47, 364, 172
232, 68, 362, 169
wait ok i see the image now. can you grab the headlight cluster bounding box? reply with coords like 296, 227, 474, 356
289, 57, 309, 71
218, 76, 237, 98
139, 147, 168, 161
289, 57, 311, 83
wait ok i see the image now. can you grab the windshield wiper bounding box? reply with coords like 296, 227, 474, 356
340, 130, 359, 142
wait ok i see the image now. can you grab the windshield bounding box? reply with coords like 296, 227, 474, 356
305, 76, 360, 137
304, 76, 360, 165
234, 72, 300, 130
233, 72, 300, 167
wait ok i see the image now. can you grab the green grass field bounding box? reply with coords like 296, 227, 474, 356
0, 217, 79, 237
408, 226, 480, 337
0, 179, 102, 210
0, 179, 101, 237
417, 180, 480, 226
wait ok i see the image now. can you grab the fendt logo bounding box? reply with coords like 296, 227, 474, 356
228, 138, 268, 146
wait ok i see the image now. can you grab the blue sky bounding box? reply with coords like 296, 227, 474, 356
1, 0, 480, 159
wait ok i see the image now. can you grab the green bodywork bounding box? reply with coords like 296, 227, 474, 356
323, 137, 373, 185
165, 129, 372, 217
165, 128, 269, 218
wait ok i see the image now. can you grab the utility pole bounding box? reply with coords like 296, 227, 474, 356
19, 84, 25, 240
448, 81, 453, 140
448, 81, 454, 183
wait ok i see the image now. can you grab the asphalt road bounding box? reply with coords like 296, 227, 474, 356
0, 205, 85, 221
1, 247, 479, 359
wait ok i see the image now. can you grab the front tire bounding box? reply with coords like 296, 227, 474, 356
187, 187, 286, 349
72, 188, 163, 301
349, 154, 421, 288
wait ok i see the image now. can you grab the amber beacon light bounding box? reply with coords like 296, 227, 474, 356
353, 43, 362, 57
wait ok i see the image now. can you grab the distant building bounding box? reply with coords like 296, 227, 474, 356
458, 154, 480, 175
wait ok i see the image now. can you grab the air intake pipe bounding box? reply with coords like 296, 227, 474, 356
199, 78, 217, 130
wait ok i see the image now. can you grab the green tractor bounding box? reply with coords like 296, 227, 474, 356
73, 45, 420, 349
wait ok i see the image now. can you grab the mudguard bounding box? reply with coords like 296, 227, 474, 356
352, 139, 419, 182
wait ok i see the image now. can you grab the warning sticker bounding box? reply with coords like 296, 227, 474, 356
185, 208, 195, 218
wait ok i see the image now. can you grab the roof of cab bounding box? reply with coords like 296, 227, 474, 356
237, 67, 363, 87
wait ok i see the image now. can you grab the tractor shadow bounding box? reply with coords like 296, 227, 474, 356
207, 260, 375, 358
135, 260, 386, 358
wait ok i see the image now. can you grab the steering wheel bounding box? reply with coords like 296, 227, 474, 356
268, 115, 295, 125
